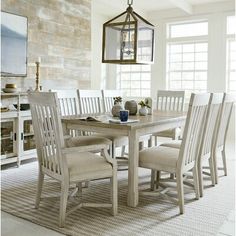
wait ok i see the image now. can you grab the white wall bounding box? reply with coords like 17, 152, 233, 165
91, 2, 109, 90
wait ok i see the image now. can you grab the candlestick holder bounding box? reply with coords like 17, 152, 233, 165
35, 61, 40, 91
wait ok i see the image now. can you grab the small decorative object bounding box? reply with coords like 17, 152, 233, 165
112, 96, 123, 117
2, 84, 17, 93
125, 100, 138, 115
119, 110, 129, 122
145, 97, 153, 115
138, 100, 150, 116
113, 96, 122, 104
35, 57, 41, 91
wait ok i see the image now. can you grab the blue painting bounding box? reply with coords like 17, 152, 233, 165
1, 12, 27, 76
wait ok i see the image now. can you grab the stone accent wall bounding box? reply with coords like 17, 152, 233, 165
1, 0, 91, 91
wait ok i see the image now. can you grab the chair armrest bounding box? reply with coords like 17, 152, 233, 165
101, 149, 117, 167
62, 143, 110, 154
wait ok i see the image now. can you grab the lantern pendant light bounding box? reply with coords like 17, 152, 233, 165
102, 0, 155, 64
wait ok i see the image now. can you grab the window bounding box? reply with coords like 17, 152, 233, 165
117, 65, 151, 98
166, 21, 208, 97
226, 16, 236, 93
168, 21, 208, 38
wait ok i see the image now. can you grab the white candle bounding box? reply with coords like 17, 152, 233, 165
37, 57, 41, 63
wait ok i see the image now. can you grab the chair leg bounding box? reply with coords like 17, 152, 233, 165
35, 170, 44, 209
198, 158, 204, 198
76, 182, 82, 197
156, 171, 160, 189
176, 171, 184, 214
121, 145, 126, 157
213, 150, 219, 184
112, 143, 116, 159
148, 136, 152, 147
208, 157, 215, 186
222, 149, 227, 176
83, 181, 89, 188
151, 170, 156, 191
154, 136, 158, 146
111, 171, 118, 216
193, 165, 200, 200
170, 173, 175, 179
139, 141, 144, 151
59, 181, 69, 228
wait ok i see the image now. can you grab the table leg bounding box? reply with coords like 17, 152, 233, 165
127, 130, 139, 207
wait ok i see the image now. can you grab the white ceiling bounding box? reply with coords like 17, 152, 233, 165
93, 0, 233, 16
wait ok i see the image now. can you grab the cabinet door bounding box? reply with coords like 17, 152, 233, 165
23, 119, 36, 152
1, 120, 16, 158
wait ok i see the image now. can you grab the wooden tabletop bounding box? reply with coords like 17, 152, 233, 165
62, 110, 186, 131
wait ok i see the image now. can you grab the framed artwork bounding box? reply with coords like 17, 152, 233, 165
1, 11, 28, 77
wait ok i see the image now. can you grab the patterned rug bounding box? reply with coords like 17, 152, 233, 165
1, 159, 235, 236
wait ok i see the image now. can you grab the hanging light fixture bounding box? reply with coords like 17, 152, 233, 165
102, 0, 155, 64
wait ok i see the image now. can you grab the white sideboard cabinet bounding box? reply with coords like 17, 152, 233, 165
1, 93, 36, 166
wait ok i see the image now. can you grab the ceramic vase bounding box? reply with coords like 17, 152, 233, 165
124, 100, 138, 115
112, 103, 123, 117
139, 106, 148, 116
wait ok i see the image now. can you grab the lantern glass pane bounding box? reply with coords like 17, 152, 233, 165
104, 26, 121, 61
104, 22, 136, 61
137, 25, 154, 62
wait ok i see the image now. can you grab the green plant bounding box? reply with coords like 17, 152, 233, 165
113, 96, 122, 105
138, 100, 150, 108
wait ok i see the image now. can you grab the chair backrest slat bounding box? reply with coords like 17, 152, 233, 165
52, 89, 81, 137
199, 93, 224, 158
157, 90, 185, 112
178, 93, 210, 169
102, 90, 123, 113
29, 92, 66, 178
51, 89, 79, 116
78, 90, 103, 116
215, 93, 235, 149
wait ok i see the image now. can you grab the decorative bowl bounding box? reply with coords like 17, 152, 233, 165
13, 104, 30, 111
2, 88, 17, 93
5, 84, 17, 88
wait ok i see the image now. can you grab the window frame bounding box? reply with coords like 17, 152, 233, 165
166, 20, 209, 96
226, 15, 236, 93
116, 64, 151, 99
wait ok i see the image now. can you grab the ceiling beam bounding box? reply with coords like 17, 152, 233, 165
168, 0, 193, 14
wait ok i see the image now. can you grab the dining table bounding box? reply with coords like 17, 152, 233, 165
62, 110, 186, 207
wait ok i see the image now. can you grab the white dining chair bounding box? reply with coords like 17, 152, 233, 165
77, 89, 104, 116
139, 93, 210, 214
153, 90, 185, 145
78, 89, 128, 159
51, 89, 112, 150
29, 92, 117, 228
161, 93, 224, 197
102, 89, 123, 113
213, 93, 234, 184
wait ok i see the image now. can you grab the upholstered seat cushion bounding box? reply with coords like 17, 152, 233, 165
65, 135, 112, 148
153, 127, 182, 139
66, 152, 113, 182
139, 146, 180, 173
94, 134, 128, 147
160, 140, 181, 149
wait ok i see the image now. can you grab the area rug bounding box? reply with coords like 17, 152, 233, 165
1, 158, 235, 236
